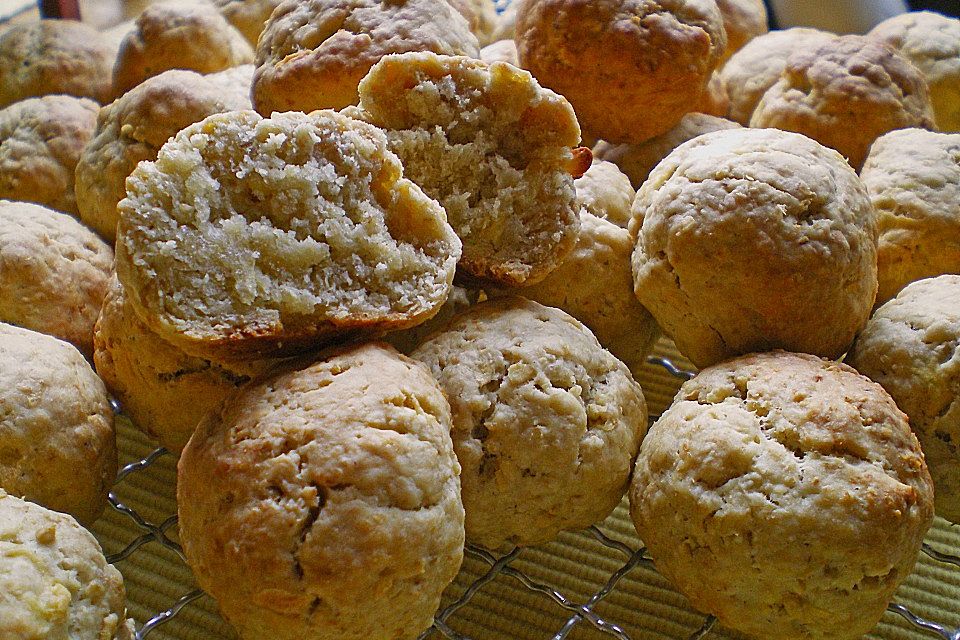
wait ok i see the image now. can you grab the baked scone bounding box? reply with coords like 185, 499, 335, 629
489, 214, 660, 375
716, 27, 836, 125
115, 109, 462, 361
631, 128, 878, 369
750, 35, 936, 170
252, 0, 479, 113
715, 0, 768, 62
449, 0, 497, 45
212, 0, 284, 47
349, 52, 583, 286
860, 128, 960, 305
94, 278, 280, 454
383, 285, 479, 354
515, 0, 727, 143
630, 351, 934, 640
479, 39, 519, 66
0, 323, 117, 526
848, 276, 960, 523
0, 20, 114, 108
412, 297, 648, 549
0, 200, 113, 359
870, 11, 960, 132
0, 491, 134, 640
593, 113, 742, 189
76, 66, 253, 242
178, 342, 464, 640
112, 1, 254, 97
574, 160, 634, 228
0, 95, 98, 217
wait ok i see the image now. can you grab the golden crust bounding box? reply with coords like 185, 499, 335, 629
212, 0, 284, 46
714, 0, 767, 62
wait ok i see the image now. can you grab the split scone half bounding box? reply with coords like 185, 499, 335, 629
348, 52, 586, 287
115, 109, 462, 361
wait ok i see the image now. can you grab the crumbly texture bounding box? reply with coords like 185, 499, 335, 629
750, 35, 936, 170
115, 109, 462, 361
0, 492, 134, 640
715, 0, 767, 62
479, 39, 518, 66
717, 27, 836, 125
860, 128, 960, 305
0, 324, 117, 526
489, 215, 660, 376
252, 0, 479, 113
178, 342, 464, 640
412, 297, 648, 549
574, 160, 634, 228
0, 95, 98, 217
870, 11, 960, 132
351, 52, 582, 286
0, 201, 113, 359
630, 128, 877, 369
0, 20, 114, 108
94, 278, 280, 454
112, 1, 254, 98
213, 0, 284, 46
630, 351, 933, 640
76, 67, 253, 242
848, 276, 960, 523
593, 113, 741, 189
515, 0, 727, 144
383, 285, 479, 354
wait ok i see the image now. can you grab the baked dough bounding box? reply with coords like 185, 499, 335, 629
115, 109, 461, 361
449, 0, 497, 45
178, 342, 464, 640
630, 128, 877, 369
383, 285, 479, 354
0, 323, 117, 526
574, 160, 634, 228
212, 0, 284, 46
630, 351, 934, 640
412, 297, 647, 549
479, 39, 518, 66
859, 128, 960, 305
848, 275, 960, 523
715, 0, 767, 62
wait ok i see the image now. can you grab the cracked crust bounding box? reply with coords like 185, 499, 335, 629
412, 297, 647, 549
178, 342, 464, 640
630, 350, 934, 640
515, 0, 727, 144
750, 35, 936, 170
848, 275, 960, 523
630, 127, 878, 369
859, 128, 960, 305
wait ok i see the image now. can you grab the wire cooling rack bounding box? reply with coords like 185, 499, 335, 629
96, 353, 960, 640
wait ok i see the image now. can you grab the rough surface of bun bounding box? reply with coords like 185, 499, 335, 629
0, 200, 113, 358
0, 95, 98, 216
115, 109, 461, 361
0, 323, 117, 526
178, 342, 464, 640
574, 160, 634, 228
515, 0, 727, 144
848, 275, 960, 523
76, 67, 253, 242
412, 297, 647, 549
631, 128, 878, 369
750, 35, 936, 170
212, 0, 284, 46
0, 491, 134, 640
112, 1, 254, 97
0, 20, 114, 108
860, 128, 960, 304
630, 351, 934, 640
715, 0, 768, 62
252, 0, 479, 113
351, 52, 582, 286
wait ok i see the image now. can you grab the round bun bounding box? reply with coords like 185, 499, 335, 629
630, 350, 934, 640
178, 342, 464, 640
715, 0, 768, 62
0, 95, 98, 216
515, 0, 727, 144
115, 109, 461, 361
76, 66, 253, 242
212, 0, 284, 46
0, 20, 114, 108
848, 275, 960, 522
412, 297, 648, 549
0, 491, 134, 640
750, 35, 936, 170
860, 128, 960, 305
630, 127, 877, 369
252, 0, 479, 113
0, 323, 117, 525
0, 200, 113, 359
574, 160, 634, 228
